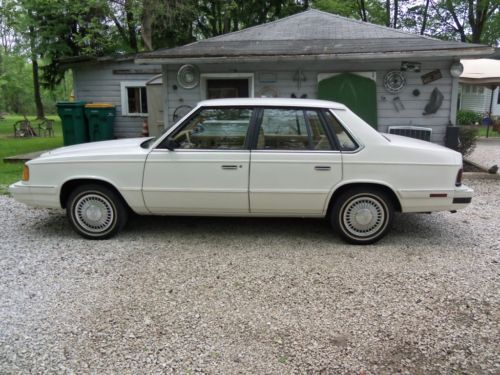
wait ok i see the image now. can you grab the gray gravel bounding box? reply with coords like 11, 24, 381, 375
0, 178, 499, 374
468, 138, 500, 172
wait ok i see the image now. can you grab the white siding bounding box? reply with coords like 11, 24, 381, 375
460, 86, 500, 118
73, 61, 161, 138
163, 59, 456, 144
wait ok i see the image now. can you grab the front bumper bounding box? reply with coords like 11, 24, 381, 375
9, 181, 61, 209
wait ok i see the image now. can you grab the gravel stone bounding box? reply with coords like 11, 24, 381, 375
0, 178, 499, 374
468, 138, 500, 172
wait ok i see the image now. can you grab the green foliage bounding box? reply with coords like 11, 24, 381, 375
457, 125, 479, 157
457, 110, 482, 125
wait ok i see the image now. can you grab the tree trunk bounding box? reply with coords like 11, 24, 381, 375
393, 0, 398, 28
141, 0, 153, 51
359, 0, 368, 22
29, 24, 44, 119
420, 0, 430, 35
125, 0, 138, 52
385, 0, 391, 27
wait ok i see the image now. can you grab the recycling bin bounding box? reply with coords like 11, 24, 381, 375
56, 101, 88, 146
84, 103, 116, 142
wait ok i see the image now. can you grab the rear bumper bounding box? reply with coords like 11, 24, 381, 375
399, 184, 473, 213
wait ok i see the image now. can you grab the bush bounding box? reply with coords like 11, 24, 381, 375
457, 110, 482, 125
457, 125, 479, 157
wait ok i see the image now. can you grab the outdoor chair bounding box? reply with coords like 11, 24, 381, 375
13, 118, 37, 137
37, 119, 55, 137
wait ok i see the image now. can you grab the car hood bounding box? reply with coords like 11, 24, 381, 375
39, 138, 151, 158
28, 138, 153, 164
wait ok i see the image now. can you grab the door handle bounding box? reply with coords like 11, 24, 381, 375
221, 165, 238, 170
314, 166, 331, 171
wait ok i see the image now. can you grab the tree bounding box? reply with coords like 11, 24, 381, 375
431, 0, 499, 44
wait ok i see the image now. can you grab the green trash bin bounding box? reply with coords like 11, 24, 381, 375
56, 101, 89, 146
84, 103, 116, 142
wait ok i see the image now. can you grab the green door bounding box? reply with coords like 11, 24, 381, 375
318, 73, 378, 128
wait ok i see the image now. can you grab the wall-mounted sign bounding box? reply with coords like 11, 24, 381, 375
401, 61, 421, 72
421, 69, 442, 84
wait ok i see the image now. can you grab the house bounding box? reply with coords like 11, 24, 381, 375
69, 9, 494, 142
459, 59, 500, 119
62, 55, 161, 138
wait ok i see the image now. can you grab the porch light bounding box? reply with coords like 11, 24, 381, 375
450, 62, 464, 78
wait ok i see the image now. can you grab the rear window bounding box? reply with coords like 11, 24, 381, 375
323, 111, 358, 151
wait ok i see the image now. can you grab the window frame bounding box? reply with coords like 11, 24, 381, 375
249, 107, 340, 152
200, 73, 255, 100
120, 81, 148, 117
157, 105, 360, 153
158, 106, 258, 150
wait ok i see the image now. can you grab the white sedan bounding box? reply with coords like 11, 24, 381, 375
9, 98, 472, 244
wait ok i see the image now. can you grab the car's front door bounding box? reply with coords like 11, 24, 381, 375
249, 108, 344, 215
142, 107, 253, 214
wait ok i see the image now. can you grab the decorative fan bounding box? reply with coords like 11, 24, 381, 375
383, 71, 406, 94
177, 64, 199, 89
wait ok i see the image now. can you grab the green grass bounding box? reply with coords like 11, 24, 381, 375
0, 115, 63, 193
477, 126, 500, 138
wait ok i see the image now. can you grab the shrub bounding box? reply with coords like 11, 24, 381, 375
457, 110, 482, 125
457, 125, 479, 157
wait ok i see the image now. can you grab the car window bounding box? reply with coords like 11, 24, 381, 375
323, 110, 358, 151
256, 108, 332, 150
171, 108, 252, 149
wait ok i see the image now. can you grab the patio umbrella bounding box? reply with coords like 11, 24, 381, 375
460, 58, 500, 137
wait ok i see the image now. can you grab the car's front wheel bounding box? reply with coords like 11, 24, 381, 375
67, 184, 128, 239
331, 187, 394, 244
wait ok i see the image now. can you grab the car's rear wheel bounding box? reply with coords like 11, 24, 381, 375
67, 184, 127, 239
331, 187, 394, 244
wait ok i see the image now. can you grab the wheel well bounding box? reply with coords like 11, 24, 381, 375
327, 183, 402, 215
60, 179, 131, 210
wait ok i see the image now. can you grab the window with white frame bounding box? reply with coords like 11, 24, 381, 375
120, 81, 148, 116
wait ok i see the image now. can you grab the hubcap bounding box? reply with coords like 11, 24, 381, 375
342, 196, 386, 238
74, 194, 114, 234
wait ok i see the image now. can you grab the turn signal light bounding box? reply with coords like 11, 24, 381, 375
22, 165, 29, 181
455, 168, 463, 187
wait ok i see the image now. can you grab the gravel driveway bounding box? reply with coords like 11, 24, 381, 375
1, 178, 499, 374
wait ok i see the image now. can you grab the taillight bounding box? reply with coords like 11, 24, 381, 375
455, 168, 463, 187
22, 165, 29, 181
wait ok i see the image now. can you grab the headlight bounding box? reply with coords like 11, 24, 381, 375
22, 165, 29, 181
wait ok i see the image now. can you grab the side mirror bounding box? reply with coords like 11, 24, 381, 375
164, 138, 177, 151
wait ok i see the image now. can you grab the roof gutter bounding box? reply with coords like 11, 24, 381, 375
135, 47, 494, 65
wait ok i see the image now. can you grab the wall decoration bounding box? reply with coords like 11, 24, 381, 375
293, 70, 306, 89
257, 86, 279, 98
393, 97, 405, 112
177, 64, 200, 89
383, 71, 406, 94
291, 93, 308, 98
259, 72, 277, 83
401, 61, 421, 72
423, 88, 444, 115
173, 105, 193, 122
421, 69, 442, 84
412, 89, 420, 97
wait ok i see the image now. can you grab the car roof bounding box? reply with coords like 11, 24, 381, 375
197, 97, 348, 110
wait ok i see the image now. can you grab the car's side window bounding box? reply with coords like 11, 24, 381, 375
323, 110, 358, 151
256, 108, 332, 150
171, 107, 253, 150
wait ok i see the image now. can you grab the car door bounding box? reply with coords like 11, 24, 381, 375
142, 107, 253, 214
249, 108, 343, 215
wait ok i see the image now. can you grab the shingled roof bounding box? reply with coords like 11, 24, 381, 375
136, 9, 493, 64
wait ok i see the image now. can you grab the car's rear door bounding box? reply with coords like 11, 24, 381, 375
142, 107, 253, 214
249, 107, 343, 215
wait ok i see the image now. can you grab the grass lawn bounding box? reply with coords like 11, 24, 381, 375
0, 115, 63, 193
477, 126, 500, 138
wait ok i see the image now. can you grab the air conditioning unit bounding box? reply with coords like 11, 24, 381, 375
388, 126, 432, 142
